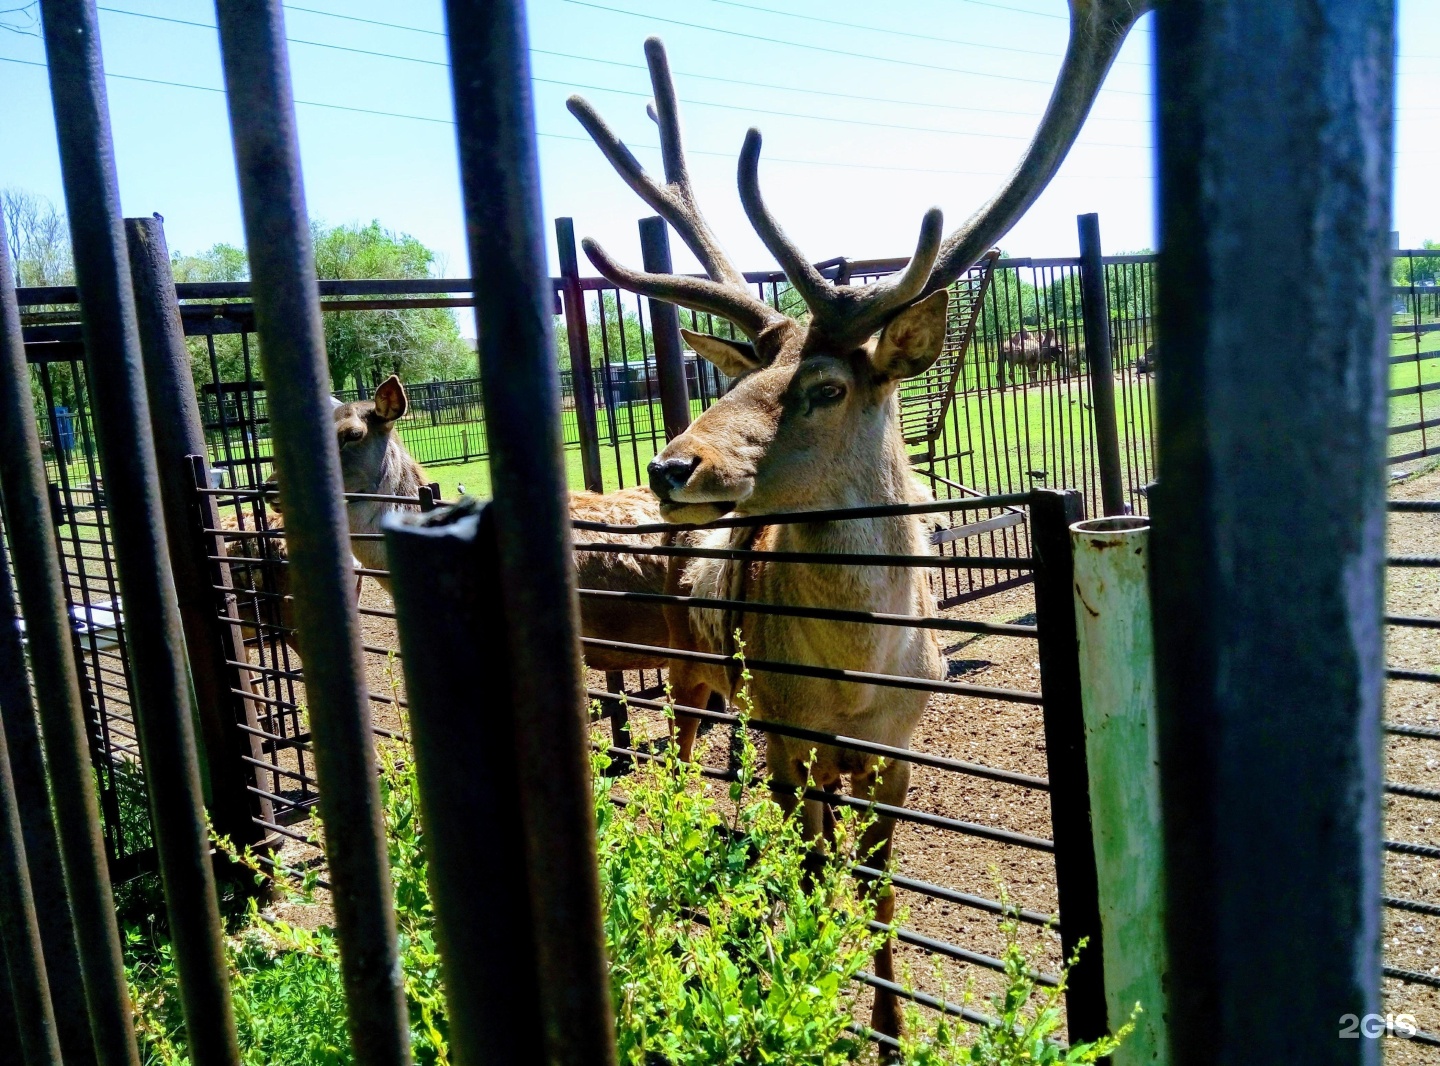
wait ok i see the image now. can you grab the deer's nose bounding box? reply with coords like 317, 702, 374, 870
648, 455, 700, 501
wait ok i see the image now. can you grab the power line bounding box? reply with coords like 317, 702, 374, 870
541, 76, 1151, 147
558, 0, 1152, 95
0, 53, 1160, 178
695, 0, 1147, 66
90, 5, 1153, 143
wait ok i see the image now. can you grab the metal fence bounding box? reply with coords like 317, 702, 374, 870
0, 1, 1423, 1063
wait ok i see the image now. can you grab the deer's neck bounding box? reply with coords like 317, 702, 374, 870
349, 437, 427, 572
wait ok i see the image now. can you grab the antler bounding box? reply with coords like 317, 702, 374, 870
739, 129, 943, 346
566, 38, 791, 345
922, 0, 1156, 296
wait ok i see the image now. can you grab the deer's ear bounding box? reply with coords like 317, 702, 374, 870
871, 290, 949, 381
681, 328, 761, 378
373, 375, 407, 422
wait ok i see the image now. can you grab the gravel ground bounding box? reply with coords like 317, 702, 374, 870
265, 470, 1440, 1058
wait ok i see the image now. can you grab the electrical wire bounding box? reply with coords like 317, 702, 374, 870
0, 52, 1157, 178
557, 0, 1151, 94
88, 4, 1153, 145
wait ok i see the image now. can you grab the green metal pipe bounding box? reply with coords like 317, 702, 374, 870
1071, 515, 1169, 1065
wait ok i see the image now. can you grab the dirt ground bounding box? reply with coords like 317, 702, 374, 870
269, 470, 1440, 1058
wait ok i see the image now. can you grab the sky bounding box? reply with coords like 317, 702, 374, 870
0, 0, 1436, 285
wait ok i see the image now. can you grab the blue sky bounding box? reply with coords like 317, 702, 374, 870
0, 0, 1436, 282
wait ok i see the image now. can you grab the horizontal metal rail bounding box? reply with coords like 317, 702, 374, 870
1387, 501, 1440, 513
1383, 966, 1440, 990
577, 588, 1039, 638
1386, 781, 1440, 802
1384, 895, 1440, 917
569, 493, 1033, 535
582, 637, 1044, 704
204, 525, 386, 544
852, 865, 1056, 928
1386, 722, 1440, 740
1385, 667, 1440, 685
1385, 838, 1440, 859
1387, 555, 1440, 567
572, 540, 1030, 570
855, 971, 1007, 1032
1386, 614, 1440, 629
588, 688, 1048, 790
603, 744, 1053, 850
867, 919, 1060, 987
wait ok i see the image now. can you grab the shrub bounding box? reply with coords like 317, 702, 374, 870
124, 685, 1128, 1065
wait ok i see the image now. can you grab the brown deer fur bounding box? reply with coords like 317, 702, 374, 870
567, 5, 1153, 1035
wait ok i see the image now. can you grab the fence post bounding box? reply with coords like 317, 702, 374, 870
40, 1, 245, 1061
1027, 488, 1108, 1046
639, 216, 691, 440
444, 0, 617, 1060
384, 500, 545, 1062
0, 527, 90, 1058
0, 142, 136, 1066
1077, 213, 1125, 517
557, 217, 605, 492
0, 537, 63, 1066
125, 215, 268, 852
1151, 2, 1392, 1062
212, 1, 411, 1062
1070, 516, 1169, 1066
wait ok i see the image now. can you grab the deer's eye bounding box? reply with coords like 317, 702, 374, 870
341, 427, 364, 444
808, 382, 846, 407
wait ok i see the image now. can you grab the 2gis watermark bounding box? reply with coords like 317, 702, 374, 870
1338, 1013, 1419, 1040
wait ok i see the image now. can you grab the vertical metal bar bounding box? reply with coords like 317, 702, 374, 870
1070, 516, 1169, 1066
557, 217, 605, 492
1078, 214, 1124, 516
443, 0, 617, 1062
384, 500, 545, 1063
0, 539, 63, 1066
1151, 2, 1393, 1062
0, 160, 136, 1066
210, 3, 410, 1062
38, 4, 241, 1062
125, 215, 267, 851
1027, 488, 1108, 1045
639, 216, 691, 440
0, 521, 91, 1060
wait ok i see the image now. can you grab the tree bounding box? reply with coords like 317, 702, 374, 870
1394, 239, 1440, 288
1, 188, 72, 287
311, 220, 473, 389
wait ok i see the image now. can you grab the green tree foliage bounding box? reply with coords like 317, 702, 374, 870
312, 220, 473, 389
172, 222, 474, 395
1394, 239, 1440, 288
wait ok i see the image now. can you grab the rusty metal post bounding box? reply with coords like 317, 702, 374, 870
0, 147, 134, 1066
443, 0, 617, 1062
385, 500, 545, 1063
0, 639, 62, 1066
1078, 213, 1124, 517
211, 2, 410, 1063
557, 217, 605, 492
0, 520, 90, 1059
125, 215, 268, 851
639, 216, 691, 440
39, 3, 241, 1062
1028, 488, 1108, 1045
1151, 2, 1393, 1062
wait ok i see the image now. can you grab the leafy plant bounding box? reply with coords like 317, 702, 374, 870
595, 678, 883, 1065
123, 667, 1128, 1065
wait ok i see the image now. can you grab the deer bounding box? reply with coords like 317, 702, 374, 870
999, 328, 1042, 383
566, 0, 1152, 1038
258, 375, 688, 680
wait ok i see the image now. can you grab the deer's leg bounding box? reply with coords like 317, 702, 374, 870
852, 758, 912, 1043
664, 659, 710, 763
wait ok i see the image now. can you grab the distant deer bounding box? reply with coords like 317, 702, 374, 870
1000, 328, 1074, 384
568, 0, 1152, 1037
264, 375, 683, 674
